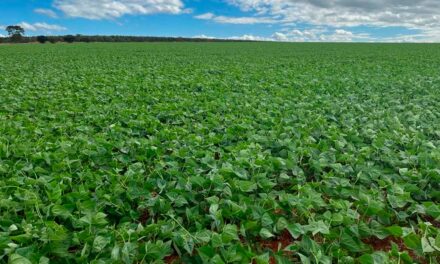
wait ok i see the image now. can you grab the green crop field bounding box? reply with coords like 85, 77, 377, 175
0, 43, 439, 263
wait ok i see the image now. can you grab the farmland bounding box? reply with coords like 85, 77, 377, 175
0, 43, 439, 263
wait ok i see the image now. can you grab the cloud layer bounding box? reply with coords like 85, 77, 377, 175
195, 29, 371, 43
34, 8, 58, 18
226, 0, 440, 29
18, 22, 67, 32
197, 0, 437, 42
195, 13, 278, 24
53, 0, 186, 19
3, 0, 439, 42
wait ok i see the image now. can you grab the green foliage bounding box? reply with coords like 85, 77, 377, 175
5, 25, 25, 43
0, 43, 439, 263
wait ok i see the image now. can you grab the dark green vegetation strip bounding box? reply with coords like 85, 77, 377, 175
0, 43, 439, 263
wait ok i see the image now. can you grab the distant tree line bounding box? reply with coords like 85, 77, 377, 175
1, 25, 251, 44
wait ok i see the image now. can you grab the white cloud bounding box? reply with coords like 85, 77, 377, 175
272, 32, 288, 41
190, 29, 373, 43
192, 34, 216, 39
224, 0, 440, 41
324, 29, 354, 42
226, 0, 440, 28
0, 34, 5, 38
228, 34, 273, 41
226, 28, 440, 43
272, 28, 371, 42
194, 12, 278, 24
53, 0, 186, 20
191, 34, 272, 41
194, 13, 215, 20
34, 8, 58, 18
18, 22, 67, 32
379, 29, 440, 42
220, 28, 371, 42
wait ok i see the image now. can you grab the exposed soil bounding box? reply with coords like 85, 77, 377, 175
138, 209, 149, 225
259, 230, 295, 252
422, 215, 440, 228
362, 236, 427, 264
258, 230, 297, 264
362, 236, 405, 252
164, 254, 180, 264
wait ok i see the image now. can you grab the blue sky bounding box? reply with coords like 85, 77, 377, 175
0, 0, 438, 42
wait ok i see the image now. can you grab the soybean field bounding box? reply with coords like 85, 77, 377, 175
0, 43, 439, 263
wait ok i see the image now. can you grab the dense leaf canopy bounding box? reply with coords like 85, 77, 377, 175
0, 43, 439, 263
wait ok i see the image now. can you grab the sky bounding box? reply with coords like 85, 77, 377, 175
0, 0, 439, 42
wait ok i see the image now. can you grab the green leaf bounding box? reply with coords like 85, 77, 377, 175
261, 213, 274, 227
428, 236, 440, 251
421, 237, 435, 253
387, 194, 409, 209
358, 252, 388, 264
307, 220, 330, 235
385, 226, 403, 237
121, 242, 137, 264
211, 233, 223, 248
341, 231, 366, 253
259, 228, 274, 239
93, 236, 111, 252
298, 253, 311, 264
287, 223, 304, 239
423, 202, 440, 218
182, 236, 194, 254
358, 221, 371, 237
276, 217, 288, 232
8, 224, 18, 232
222, 224, 239, 243
52, 205, 71, 218
211, 255, 226, 264
79, 212, 108, 227
38, 257, 49, 264
435, 233, 440, 250
358, 254, 374, 264
372, 252, 389, 263
254, 253, 270, 264
144, 240, 172, 260
8, 254, 32, 264
197, 246, 215, 262
237, 180, 257, 193
403, 233, 422, 253
370, 221, 388, 239
195, 230, 212, 243
111, 245, 120, 261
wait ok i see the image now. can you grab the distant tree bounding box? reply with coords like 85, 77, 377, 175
63, 35, 75, 43
6, 25, 25, 42
48, 37, 57, 44
76, 34, 91, 43
0, 33, 251, 44
36, 35, 49, 44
